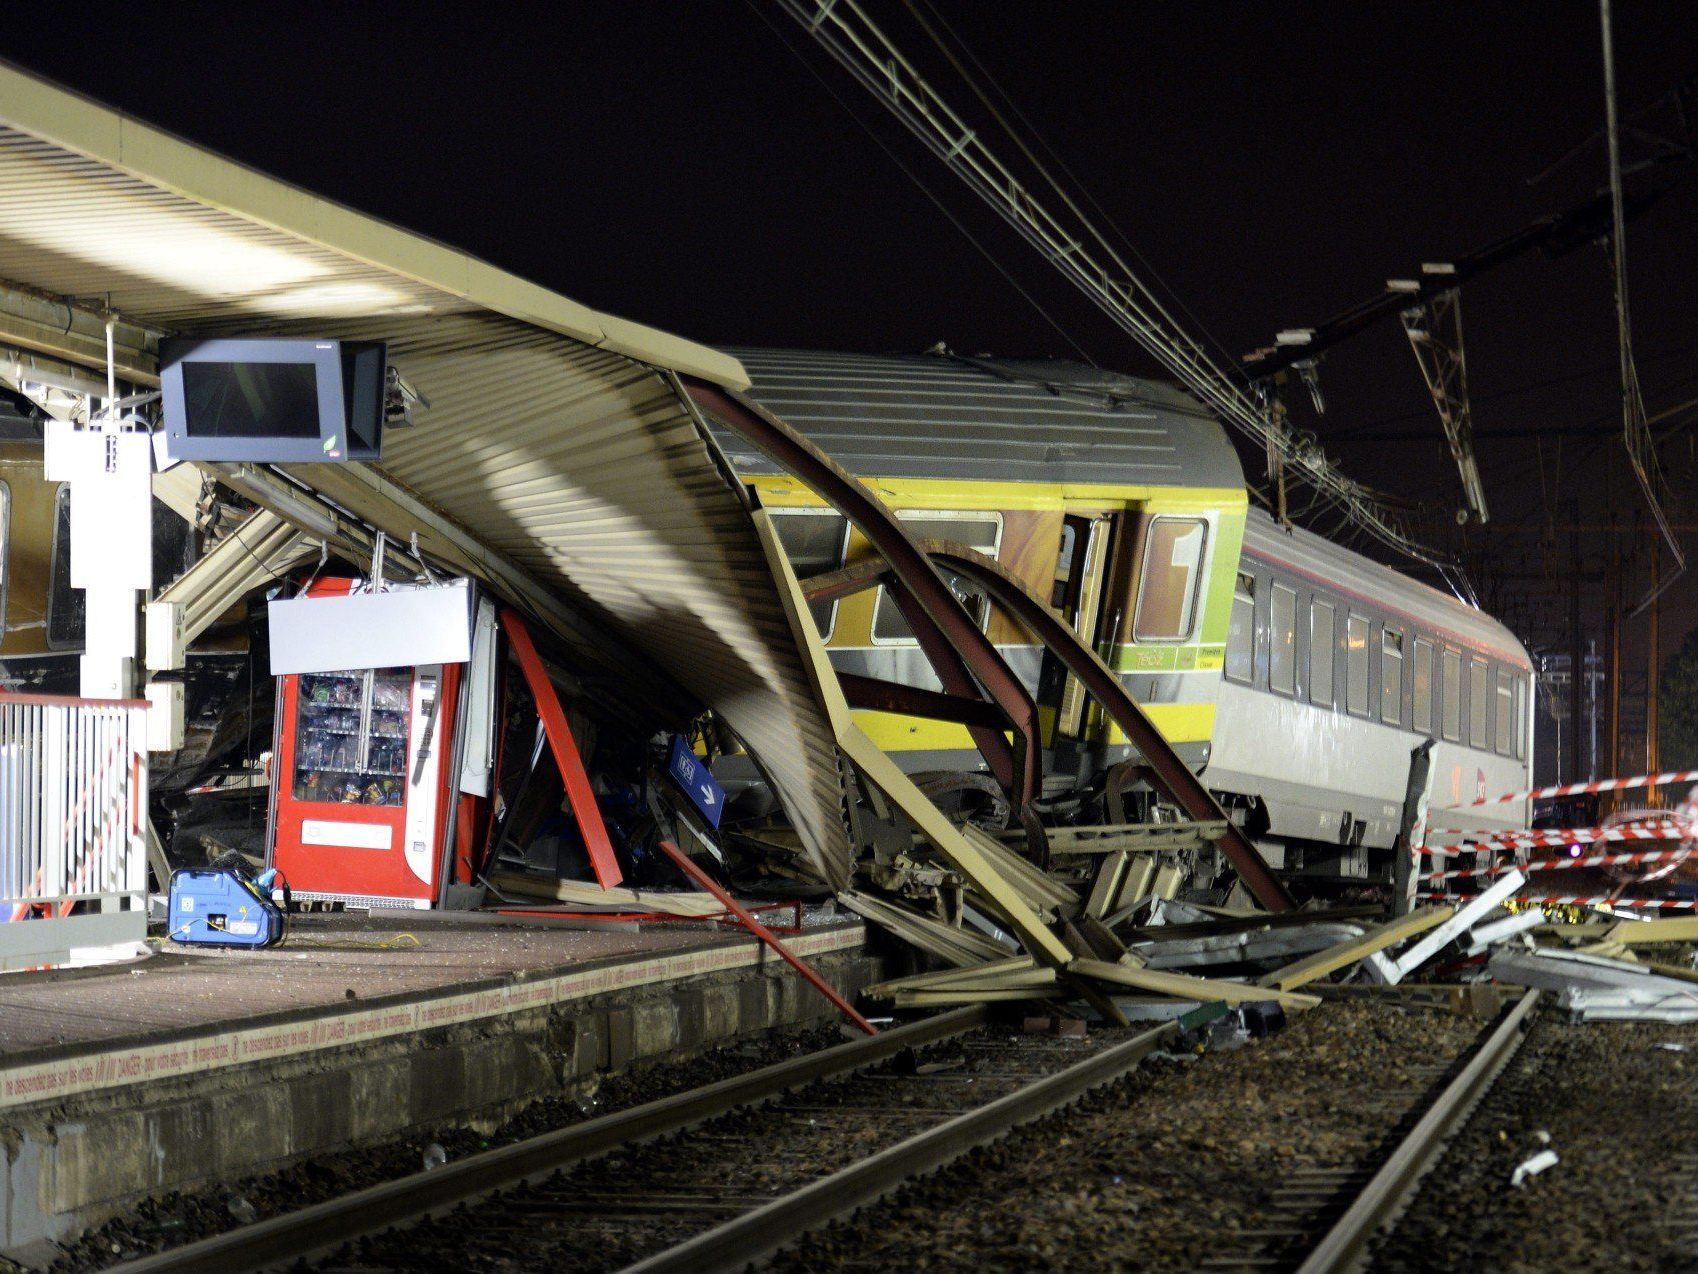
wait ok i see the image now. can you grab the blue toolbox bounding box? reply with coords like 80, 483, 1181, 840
166, 867, 287, 949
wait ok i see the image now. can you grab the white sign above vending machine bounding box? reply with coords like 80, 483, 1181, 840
268, 579, 473, 675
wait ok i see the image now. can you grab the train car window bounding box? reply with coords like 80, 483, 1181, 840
1515, 674, 1529, 760
0, 479, 9, 634
1469, 657, 1489, 749
1132, 516, 1208, 642
1441, 648, 1462, 741
1381, 629, 1404, 725
1269, 583, 1296, 695
1225, 572, 1254, 684
1346, 614, 1370, 715
872, 511, 1001, 643
771, 509, 851, 641
1413, 639, 1435, 735
1309, 600, 1335, 707
1495, 670, 1514, 755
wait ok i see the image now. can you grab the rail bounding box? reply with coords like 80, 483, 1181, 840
627, 1016, 1181, 1272
1296, 988, 1541, 1273
112, 1007, 988, 1273
0, 692, 149, 970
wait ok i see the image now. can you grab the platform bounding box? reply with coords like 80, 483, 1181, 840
0, 909, 877, 1253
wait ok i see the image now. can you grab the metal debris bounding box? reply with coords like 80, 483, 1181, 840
1511, 1148, 1560, 1188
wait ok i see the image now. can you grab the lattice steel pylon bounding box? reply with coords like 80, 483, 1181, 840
1398, 273, 1489, 524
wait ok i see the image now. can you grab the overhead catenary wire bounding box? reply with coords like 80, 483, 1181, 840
902, 0, 1244, 377
745, 0, 1100, 365
770, 0, 1465, 581
1600, 0, 1687, 610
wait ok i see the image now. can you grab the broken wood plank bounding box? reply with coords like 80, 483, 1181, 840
838, 891, 1013, 967
1086, 850, 1156, 921
960, 824, 1080, 912
1256, 905, 1456, 991
488, 872, 723, 916
874, 969, 1060, 1001
1069, 958, 1321, 1010
868, 956, 1039, 998
1602, 915, 1698, 945
1003, 821, 1229, 852
889, 987, 1063, 1007
1385, 870, 1526, 982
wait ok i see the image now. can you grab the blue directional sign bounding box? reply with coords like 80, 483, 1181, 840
666, 735, 726, 828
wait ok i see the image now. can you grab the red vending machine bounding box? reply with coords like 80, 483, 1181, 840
271, 662, 463, 908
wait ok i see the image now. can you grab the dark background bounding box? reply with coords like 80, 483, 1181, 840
10, 0, 1698, 773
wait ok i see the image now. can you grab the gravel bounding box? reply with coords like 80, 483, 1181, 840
43, 1021, 844, 1271
1373, 1011, 1698, 1272
768, 1002, 1484, 1272
317, 1024, 1118, 1271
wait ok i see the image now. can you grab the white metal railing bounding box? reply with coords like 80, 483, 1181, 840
0, 693, 148, 968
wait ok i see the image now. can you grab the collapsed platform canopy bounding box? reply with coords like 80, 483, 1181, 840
0, 60, 856, 886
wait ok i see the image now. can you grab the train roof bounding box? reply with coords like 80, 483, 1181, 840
712, 348, 1246, 491
1242, 507, 1532, 671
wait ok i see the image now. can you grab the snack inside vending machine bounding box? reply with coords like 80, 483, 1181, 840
266, 576, 497, 909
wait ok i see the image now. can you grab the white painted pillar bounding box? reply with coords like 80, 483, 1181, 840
42, 419, 153, 701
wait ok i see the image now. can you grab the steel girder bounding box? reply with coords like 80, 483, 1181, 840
801, 545, 1293, 912
684, 380, 1042, 813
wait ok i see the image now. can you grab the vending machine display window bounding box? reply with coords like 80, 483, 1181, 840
291, 669, 413, 807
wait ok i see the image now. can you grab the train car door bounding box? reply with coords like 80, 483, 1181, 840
1050, 511, 1119, 739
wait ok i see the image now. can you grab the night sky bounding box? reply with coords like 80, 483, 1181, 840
8, 2, 1698, 674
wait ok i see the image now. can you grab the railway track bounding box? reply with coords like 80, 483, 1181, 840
1290, 989, 1540, 1273
112, 1005, 1191, 1273
1168, 990, 1545, 1272
110, 991, 1541, 1274
765, 989, 1543, 1273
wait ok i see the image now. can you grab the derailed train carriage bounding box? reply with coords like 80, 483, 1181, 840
3, 339, 1533, 889
705, 347, 1534, 885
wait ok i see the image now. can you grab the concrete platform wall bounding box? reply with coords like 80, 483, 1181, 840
0, 946, 881, 1253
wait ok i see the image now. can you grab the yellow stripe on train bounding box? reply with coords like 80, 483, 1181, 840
852, 701, 1216, 753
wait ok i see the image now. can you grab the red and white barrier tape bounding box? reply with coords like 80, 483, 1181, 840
1436, 769, 1698, 810
1424, 819, 1690, 844
1416, 892, 1698, 910
1419, 820, 1693, 858
1423, 846, 1695, 883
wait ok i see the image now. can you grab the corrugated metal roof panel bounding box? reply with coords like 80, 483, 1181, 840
0, 64, 851, 882
717, 347, 1244, 489
0, 61, 747, 388
282, 315, 855, 885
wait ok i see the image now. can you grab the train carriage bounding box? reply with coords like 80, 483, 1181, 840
707, 347, 1533, 882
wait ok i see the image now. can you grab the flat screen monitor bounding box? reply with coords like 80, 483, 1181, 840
159, 337, 387, 464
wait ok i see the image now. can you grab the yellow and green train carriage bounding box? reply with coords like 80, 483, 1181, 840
706, 347, 1533, 881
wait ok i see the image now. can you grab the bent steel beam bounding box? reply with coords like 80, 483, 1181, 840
685, 379, 1041, 811
838, 673, 1010, 730
500, 608, 624, 889
924, 542, 1295, 913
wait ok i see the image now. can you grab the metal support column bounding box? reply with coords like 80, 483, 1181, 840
1649, 542, 1661, 802
1569, 511, 1584, 781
